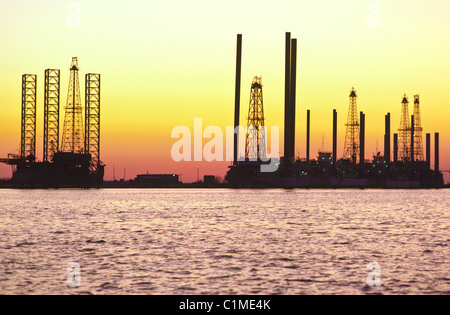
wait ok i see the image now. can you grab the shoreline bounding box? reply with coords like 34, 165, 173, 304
0, 182, 449, 190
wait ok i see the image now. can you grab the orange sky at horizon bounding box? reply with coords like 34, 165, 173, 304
0, 0, 449, 183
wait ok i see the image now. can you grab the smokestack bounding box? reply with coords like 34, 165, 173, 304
233, 34, 242, 166
393, 133, 398, 163
360, 112, 365, 166
284, 32, 291, 165
290, 38, 297, 164
333, 109, 337, 165
435, 133, 440, 175
411, 115, 415, 178
411, 115, 415, 163
385, 113, 391, 163
306, 110, 310, 161
426, 133, 431, 169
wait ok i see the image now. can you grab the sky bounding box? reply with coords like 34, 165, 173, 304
0, 0, 449, 182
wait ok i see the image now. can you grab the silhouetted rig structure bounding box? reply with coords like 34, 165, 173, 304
0, 58, 104, 188
226, 33, 444, 189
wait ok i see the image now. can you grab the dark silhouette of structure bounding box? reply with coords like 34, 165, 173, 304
333, 109, 338, 166
306, 110, 311, 162
233, 34, 242, 167
226, 32, 444, 188
0, 58, 104, 188
360, 111, 365, 167
135, 174, 180, 186
399, 95, 411, 162
435, 133, 440, 176
21, 74, 37, 162
411, 115, 415, 166
44, 69, 61, 162
426, 133, 431, 169
413, 95, 424, 161
85, 73, 101, 174
384, 113, 391, 163
284, 33, 298, 166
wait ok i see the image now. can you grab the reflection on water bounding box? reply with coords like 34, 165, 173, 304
0, 189, 449, 295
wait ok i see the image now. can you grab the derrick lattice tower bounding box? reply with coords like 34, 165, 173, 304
399, 94, 411, 162
343, 88, 360, 163
245, 76, 266, 160
85, 73, 101, 173
43, 69, 60, 162
413, 95, 424, 161
61, 57, 84, 153
21, 74, 37, 161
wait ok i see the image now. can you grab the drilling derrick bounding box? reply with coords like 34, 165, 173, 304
399, 94, 411, 162
343, 88, 360, 163
43, 69, 60, 162
413, 95, 424, 161
21, 74, 37, 161
245, 76, 266, 160
85, 73, 101, 173
61, 57, 84, 153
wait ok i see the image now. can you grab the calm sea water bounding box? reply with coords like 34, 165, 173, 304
0, 189, 449, 295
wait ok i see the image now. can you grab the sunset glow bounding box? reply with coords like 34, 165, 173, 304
0, 0, 449, 182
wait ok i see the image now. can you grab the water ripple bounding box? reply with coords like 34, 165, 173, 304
0, 189, 449, 295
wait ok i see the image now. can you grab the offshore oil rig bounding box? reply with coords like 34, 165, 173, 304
0, 58, 104, 188
226, 33, 444, 188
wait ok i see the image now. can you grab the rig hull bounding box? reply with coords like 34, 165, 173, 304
226, 160, 444, 189
10, 152, 104, 188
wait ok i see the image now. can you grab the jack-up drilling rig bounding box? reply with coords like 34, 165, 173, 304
0, 58, 104, 188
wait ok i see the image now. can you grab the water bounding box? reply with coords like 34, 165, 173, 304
0, 189, 449, 295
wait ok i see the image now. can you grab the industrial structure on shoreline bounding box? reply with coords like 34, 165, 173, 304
0, 35, 444, 189
226, 32, 444, 188
0, 58, 104, 187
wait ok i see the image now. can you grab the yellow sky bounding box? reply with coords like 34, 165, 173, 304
0, 0, 449, 182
